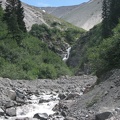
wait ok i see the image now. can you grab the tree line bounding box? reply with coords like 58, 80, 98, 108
2, 0, 26, 45
102, 0, 120, 38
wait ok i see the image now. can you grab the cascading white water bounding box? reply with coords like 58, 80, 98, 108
1, 92, 64, 120
16, 94, 59, 119
63, 47, 71, 61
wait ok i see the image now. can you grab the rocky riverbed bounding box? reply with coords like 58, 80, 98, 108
0, 75, 96, 120
0, 69, 120, 120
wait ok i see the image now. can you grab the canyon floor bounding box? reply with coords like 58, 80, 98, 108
0, 69, 120, 120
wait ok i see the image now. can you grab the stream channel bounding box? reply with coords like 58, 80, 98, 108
1, 91, 64, 120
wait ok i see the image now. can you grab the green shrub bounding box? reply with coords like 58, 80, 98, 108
0, 6, 73, 80
87, 22, 120, 77
0, 34, 72, 79
38, 64, 57, 79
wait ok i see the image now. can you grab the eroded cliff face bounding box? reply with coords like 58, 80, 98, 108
41, 0, 103, 30
21, 3, 49, 31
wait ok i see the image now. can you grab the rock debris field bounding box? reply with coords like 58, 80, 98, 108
0, 69, 120, 120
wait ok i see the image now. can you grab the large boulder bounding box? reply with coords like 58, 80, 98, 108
6, 107, 16, 116
65, 92, 80, 100
39, 99, 49, 103
95, 112, 112, 120
0, 108, 4, 116
7, 89, 16, 100
5, 101, 15, 108
15, 89, 26, 99
16, 97, 25, 104
61, 111, 67, 117
58, 93, 66, 100
33, 113, 48, 120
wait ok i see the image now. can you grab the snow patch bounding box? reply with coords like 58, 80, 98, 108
42, 10, 46, 13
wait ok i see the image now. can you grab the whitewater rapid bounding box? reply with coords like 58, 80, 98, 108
1, 92, 64, 120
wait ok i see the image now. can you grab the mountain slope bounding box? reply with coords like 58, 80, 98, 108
0, 4, 72, 80
1, 0, 80, 31
1, 0, 85, 59
41, 0, 103, 30
22, 3, 78, 31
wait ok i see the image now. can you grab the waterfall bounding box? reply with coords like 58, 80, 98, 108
63, 47, 71, 61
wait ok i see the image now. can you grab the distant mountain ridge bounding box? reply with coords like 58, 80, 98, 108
41, 0, 103, 30
1, 0, 78, 31
1, 0, 103, 31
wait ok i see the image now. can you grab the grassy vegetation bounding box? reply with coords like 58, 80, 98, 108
29, 22, 84, 46
88, 21, 120, 77
0, 34, 72, 80
69, 20, 120, 80
0, 7, 72, 80
29, 23, 85, 62
2, 0, 120, 81
67, 24, 103, 74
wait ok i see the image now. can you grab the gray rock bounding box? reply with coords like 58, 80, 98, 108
0, 108, 4, 116
115, 107, 120, 113
16, 97, 25, 104
15, 117, 29, 120
58, 93, 66, 100
65, 93, 80, 100
54, 102, 68, 112
52, 104, 59, 111
15, 89, 25, 99
0, 100, 3, 107
104, 91, 109, 96
65, 116, 76, 120
39, 99, 49, 103
7, 89, 16, 100
6, 107, 16, 116
61, 111, 67, 117
5, 101, 15, 108
33, 113, 48, 120
95, 112, 112, 120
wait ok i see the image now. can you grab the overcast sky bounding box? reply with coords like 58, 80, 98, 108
20, 0, 89, 7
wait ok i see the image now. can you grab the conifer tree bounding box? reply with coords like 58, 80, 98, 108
109, 0, 120, 29
3, 0, 26, 44
0, 2, 8, 40
16, 0, 26, 32
102, 0, 111, 38
0, 1, 3, 18
9, 12, 21, 38
102, 0, 120, 38
0, 1, 2, 7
